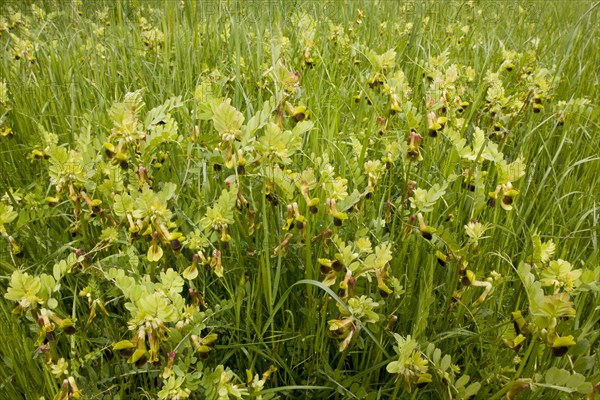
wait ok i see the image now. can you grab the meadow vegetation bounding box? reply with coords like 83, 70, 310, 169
0, 1, 599, 399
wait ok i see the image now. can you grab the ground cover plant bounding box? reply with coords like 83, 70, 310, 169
0, 0, 599, 399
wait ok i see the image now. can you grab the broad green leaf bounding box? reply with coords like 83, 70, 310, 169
242, 100, 273, 140
4, 271, 41, 304
455, 374, 470, 388
432, 348, 442, 364
144, 95, 183, 128
440, 354, 451, 372
0, 203, 18, 234
463, 382, 481, 398
410, 182, 447, 213
99, 227, 119, 243
212, 99, 244, 135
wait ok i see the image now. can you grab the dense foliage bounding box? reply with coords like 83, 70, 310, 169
1, 1, 599, 399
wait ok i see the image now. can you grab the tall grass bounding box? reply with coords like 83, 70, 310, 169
1, 1, 598, 399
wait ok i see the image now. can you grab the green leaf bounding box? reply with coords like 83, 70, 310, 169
47, 298, 58, 309
212, 99, 244, 135
455, 374, 470, 388
440, 354, 451, 372
337, 189, 361, 212
242, 100, 273, 140
564, 372, 586, 389
545, 367, 571, 386
99, 227, 119, 243
432, 348, 441, 364
266, 165, 295, 200
144, 95, 183, 128
498, 156, 527, 184
410, 182, 447, 213
573, 356, 594, 373
158, 268, 184, 295
53, 260, 68, 282
463, 382, 481, 398
291, 120, 314, 136
38, 274, 57, 300
386, 361, 401, 374
0, 203, 18, 234
4, 271, 41, 304
158, 182, 177, 203
576, 382, 593, 394
108, 90, 145, 126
